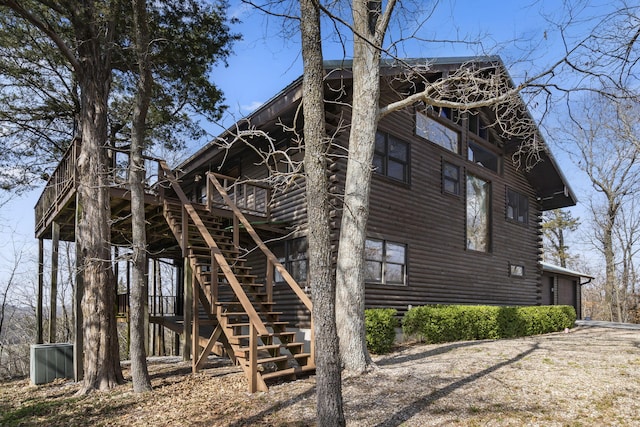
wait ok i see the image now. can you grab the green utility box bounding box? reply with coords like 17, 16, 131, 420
30, 343, 74, 385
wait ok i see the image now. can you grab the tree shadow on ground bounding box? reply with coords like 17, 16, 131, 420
373, 343, 540, 427
377, 340, 485, 366
227, 385, 317, 427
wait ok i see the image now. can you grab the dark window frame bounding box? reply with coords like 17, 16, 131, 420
374, 131, 410, 183
442, 160, 461, 196
415, 110, 461, 154
273, 237, 308, 284
506, 188, 529, 225
468, 140, 501, 174
466, 173, 492, 253
509, 263, 525, 278
365, 238, 407, 286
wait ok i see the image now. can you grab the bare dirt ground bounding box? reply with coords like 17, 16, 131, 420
1, 325, 639, 426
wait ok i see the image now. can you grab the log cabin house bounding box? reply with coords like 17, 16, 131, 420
34, 56, 576, 391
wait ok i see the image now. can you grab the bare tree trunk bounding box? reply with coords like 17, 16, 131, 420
73, 3, 124, 391
76, 69, 124, 393
603, 203, 617, 322
299, 0, 344, 423
336, 0, 392, 374
128, 0, 153, 393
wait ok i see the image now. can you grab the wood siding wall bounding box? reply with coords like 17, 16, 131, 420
359, 91, 543, 314
220, 78, 549, 325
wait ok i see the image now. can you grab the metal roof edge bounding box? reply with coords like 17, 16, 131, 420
541, 261, 594, 280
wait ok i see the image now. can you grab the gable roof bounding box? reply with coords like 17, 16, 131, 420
180, 56, 576, 209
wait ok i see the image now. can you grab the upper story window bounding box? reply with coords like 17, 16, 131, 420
466, 174, 491, 252
374, 131, 409, 183
468, 112, 501, 144
506, 188, 529, 224
442, 161, 461, 196
273, 237, 308, 283
416, 111, 460, 154
468, 141, 500, 173
365, 238, 407, 285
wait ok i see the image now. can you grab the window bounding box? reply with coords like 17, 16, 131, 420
416, 111, 460, 153
509, 263, 525, 277
273, 237, 308, 283
442, 161, 460, 195
374, 131, 409, 182
468, 141, 500, 173
466, 174, 491, 252
365, 238, 406, 285
506, 188, 529, 224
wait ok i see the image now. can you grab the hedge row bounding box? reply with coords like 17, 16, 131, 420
364, 305, 576, 352
364, 308, 398, 354
401, 305, 576, 344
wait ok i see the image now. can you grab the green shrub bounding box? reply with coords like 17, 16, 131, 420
365, 308, 398, 354
402, 304, 576, 344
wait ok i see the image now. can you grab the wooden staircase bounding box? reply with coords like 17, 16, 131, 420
157, 162, 314, 392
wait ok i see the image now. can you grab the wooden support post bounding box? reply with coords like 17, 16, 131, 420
157, 260, 165, 356
126, 257, 131, 355
36, 238, 44, 344
210, 250, 218, 309
183, 256, 192, 362
249, 323, 257, 393
74, 196, 84, 382
49, 221, 60, 343
181, 207, 188, 257
233, 215, 239, 250
191, 262, 198, 373
144, 258, 149, 356
266, 258, 273, 303
151, 259, 157, 356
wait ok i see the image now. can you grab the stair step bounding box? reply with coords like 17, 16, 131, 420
189, 246, 242, 256
250, 352, 311, 365
260, 364, 316, 382
222, 311, 282, 323
235, 341, 304, 358
228, 331, 297, 344
225, 321, 289, 330
216, 300, 275, 307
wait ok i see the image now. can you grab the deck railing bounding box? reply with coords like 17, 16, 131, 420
207, 172, 312, 312
35, 138, 80, 232
116, 294, 177, 317
35, 140, 164, 235
207, 173, 270, 218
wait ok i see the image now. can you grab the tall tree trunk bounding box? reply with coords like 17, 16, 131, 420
128, 0, 153, 393
76, 68, 124, 393
604, 202, 617, 322
335, 0, 385, 374
74, 1, 124, 393
299, 0, 345, 424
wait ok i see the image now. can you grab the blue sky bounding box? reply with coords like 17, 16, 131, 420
0, 0, 615, 285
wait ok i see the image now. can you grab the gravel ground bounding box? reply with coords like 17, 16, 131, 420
1, 325, 639, 426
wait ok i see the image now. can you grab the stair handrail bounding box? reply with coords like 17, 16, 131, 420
207, 173, 313, 312
157, 160, 269, 336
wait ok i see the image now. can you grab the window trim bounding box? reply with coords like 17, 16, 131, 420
442, 159, 461, 196
415, 111, 460, 154
374, 131, 410, 183
273, 237, 308, 284
466, 173, 492, 253
468, 140, 501, 174
365, 238, 408, 286
506, 187, 529, 225
509, 263, 525, 278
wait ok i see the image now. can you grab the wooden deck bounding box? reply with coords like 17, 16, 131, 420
35, 141, 315, 392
